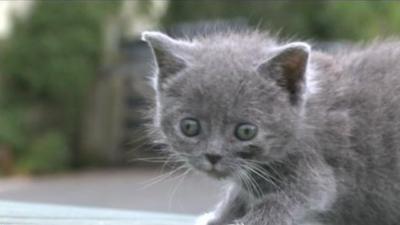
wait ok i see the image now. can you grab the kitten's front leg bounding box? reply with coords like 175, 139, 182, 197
195, 184, 248, 225
235, 162, 336, 225
233, 196, 297, 225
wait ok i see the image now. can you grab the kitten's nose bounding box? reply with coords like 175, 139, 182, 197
205, 153, 222, 165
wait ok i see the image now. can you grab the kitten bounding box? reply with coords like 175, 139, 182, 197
142, 30, 400, 225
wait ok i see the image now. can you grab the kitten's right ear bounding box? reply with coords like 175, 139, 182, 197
142, 31, 191, 90
257, 42, 310, 105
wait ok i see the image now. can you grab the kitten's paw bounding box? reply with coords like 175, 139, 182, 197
195, 212, 216, 225
228, 221, 245, 225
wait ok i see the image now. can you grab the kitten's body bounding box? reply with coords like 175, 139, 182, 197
142, 30, 400, 225
306, 43, 400, 224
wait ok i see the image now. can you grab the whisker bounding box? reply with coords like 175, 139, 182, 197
168, 167, 192, 210
159, 153, 188, 173
238, 163, 263, 197
238, 171, 251, 195
128, 156, 171, 163
137, 164, 187, 190
248, 162, 293, 202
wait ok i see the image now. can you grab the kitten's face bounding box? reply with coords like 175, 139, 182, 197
158, 65, 295, 179
143, 31, 309, 179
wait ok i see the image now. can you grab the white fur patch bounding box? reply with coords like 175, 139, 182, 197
195, 212, 246, 225
228, 222, 245, 225
304, 63, 320, 98
300, 61, 320, 119
195, 212, 216, 225
284, 42, 311, 53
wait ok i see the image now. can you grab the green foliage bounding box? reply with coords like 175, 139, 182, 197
18, 131, 69, 174
3, 1, 119, 102
0, 107, 27, 151
321, 2, 400, 40
0, 0, 120, 174
163, 1, 400, 41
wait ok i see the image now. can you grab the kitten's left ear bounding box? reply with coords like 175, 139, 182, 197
142, 31, 193, 90
257, 42, 310, 104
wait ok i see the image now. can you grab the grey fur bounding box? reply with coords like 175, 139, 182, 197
142, 30, 400, 225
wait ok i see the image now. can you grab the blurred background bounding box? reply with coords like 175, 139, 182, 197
0, 0, 400, 215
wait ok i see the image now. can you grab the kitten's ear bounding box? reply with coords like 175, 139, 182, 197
257, 42, 310, 104
142, 31, 191, 90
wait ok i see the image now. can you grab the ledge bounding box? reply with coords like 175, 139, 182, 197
0, 200, 196, 225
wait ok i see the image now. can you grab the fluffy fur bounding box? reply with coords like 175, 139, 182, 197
142, 29, 400, 225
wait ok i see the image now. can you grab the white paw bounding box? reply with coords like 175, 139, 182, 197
195, 212, 216, 225
228, 222, 244, 225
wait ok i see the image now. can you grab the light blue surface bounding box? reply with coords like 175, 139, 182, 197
0, 200, 196, 225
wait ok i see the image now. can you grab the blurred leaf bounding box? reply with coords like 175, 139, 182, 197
0, 107, 26, 150
0, 0, 121, 173
163, 1, 400, 40
18, 131, 70, 174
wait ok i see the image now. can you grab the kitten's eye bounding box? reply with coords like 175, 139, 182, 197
235, 123, 257, 141
180, 118, 201, 137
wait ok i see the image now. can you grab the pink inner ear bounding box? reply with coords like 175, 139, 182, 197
286, 53, 306, 70
282, 51, 307, 81
257, 45, 309, 104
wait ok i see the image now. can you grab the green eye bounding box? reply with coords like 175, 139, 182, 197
180, 118, 201, 137
235, 123, 257, 141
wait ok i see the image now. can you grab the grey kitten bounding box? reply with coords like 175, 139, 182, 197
142, 29, 400, 225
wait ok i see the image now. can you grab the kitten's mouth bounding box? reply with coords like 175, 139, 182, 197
204, 168, 229, 179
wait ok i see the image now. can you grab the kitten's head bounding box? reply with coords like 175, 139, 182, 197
142, 31, 311, 179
